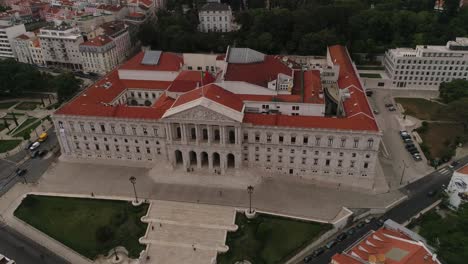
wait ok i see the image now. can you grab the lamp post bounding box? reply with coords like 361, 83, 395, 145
247, 185, 254, 213
399, 160, 407, 185
129, 176, 138, 203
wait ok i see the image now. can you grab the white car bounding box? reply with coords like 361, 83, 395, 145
0, 254, 15, 264
29, 142, 40, 151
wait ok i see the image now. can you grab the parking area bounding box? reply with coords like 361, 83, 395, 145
365, 89, 433, 189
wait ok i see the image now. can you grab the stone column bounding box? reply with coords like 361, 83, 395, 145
195, 124, 200, 145
182, 150, 189, 171
235, 127, 240, 145
197, 151, 202, 169
220, 126, 226, 145
181, 123, 187, 144
221, 154, 226, 174
207, 125, 212, 146
208, 152, 213, 170
166, 123, 172, 143
235, 153, 241, 169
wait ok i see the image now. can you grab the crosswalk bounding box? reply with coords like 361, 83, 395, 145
437, 167, 452, 176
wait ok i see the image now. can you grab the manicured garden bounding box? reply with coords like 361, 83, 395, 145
0, 139, 22, 153
14, 101, 42, 110
0, 101, 18, 109
9, 117, 40, 138
14, 195, 149, 259
217, 213, 331, 264
413, 204, 468, 264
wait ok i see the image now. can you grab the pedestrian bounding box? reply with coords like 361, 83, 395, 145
218, 190, 222, 197
159, 223, 162, 227
151, 225, 154, 231
91, 192, 94, 197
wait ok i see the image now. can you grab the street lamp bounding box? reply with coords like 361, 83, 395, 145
399, 160, 407, 185
129, 176, 139, 203
247, 185, 254, 213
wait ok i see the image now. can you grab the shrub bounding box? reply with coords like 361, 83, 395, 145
144, 100, 151, 106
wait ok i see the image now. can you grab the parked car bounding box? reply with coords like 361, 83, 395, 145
403, 138, 413, 144
449, 160, 460, 169
347, 227, 356, 235
366, 90, 374, 96
377, 218, 387, 227
408, 149, 420, 154
325, 240, 337, 249
303, 255, 313, 263
337, 232, 348, 241
412, 154, 422, 161
385, 103, 394, 107
0, 254, 15, 264
373, 109, 379, 115
388, 106, 396, 111
29, 142, 40, 150
356, 221, 366, 229
427, 190, 437, 197
15, 168, 27, 177
311, 247, 325, 257
405, 144, 415, 149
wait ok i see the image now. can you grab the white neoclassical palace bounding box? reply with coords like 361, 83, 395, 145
53, 46, 381, 190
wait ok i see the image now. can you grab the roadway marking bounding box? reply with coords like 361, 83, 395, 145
437, 168, 451, 175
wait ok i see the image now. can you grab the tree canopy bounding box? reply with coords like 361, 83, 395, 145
439, 79, 468, 103
141, 0, 468, 56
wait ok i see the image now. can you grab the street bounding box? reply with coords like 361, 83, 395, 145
0, 129, 68, 264
298, 155, 468, 264
0, 225, 69, 264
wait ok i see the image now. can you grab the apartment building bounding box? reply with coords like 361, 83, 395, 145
0, 22, 26, 59
79, 34, 118, 74
38, 23, 84, 70
198, 0, 237, 33
53, 46, 381, 190
383, 37, 468, 90
98, 20, 131, 63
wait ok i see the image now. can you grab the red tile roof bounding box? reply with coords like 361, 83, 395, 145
80, 35, 113, 47
121, 79, 172, 90
171, 83, 244, 112
224, 55, 293, 87
16, 34, 30, 40
332, 227, 440, 264
243, 113, 377, 131
96, 4, 125, 12
167, 70, 215, 93
120, 51, 183, 72
457, 165, 468, 175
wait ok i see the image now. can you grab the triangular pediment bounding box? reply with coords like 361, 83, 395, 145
163, 105, 238, 122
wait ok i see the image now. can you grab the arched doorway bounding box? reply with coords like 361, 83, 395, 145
213, 152, 220, 167
175, 150, 183, 165
227, 153, 235, 168
228, 130, 235, 144
201, 152, 209, 167
189, 151, 197, 166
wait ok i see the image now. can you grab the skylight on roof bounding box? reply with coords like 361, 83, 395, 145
141, 50, 162, 65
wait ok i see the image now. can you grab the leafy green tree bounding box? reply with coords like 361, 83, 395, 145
439, 79, 468, 103
447, 98, 468, 130
54, 73, 82, 103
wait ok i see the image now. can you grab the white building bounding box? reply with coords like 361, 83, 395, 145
79, 35, 118, 75
38, 23, 84, 70
446, 165, 468, 210
98, 20, 132, 63
52, 46, 382, 191
383, 37, 468, 90
198, 1, 237, 33
0, 23, 26, 59
12, 32, 45, 66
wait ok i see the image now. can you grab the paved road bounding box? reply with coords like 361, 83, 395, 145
0, 128, 58, 196
299, 155, 468, 264
0, 225, 69, 264
0, 129, 68, 264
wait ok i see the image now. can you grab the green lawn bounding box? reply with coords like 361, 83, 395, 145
9, 117, 40, 137
0, 101, 18, 109
217, 213, 331, 264
395, 98, 456, 121
14, 101, 42, 110
356, 65, 385, 70
415, 204, 468, 264
0, 139, 22, 153
14, 195, 149, 260
359, 73, 381, 78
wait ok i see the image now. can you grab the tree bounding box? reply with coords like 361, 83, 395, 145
439, 79, 468, 103
447, 98, 468, 131
54, 73, 82, 103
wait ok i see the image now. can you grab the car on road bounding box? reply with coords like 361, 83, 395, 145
38, 150, 48, 157
31, 150, 40, 158
325, 240, 337, 249
311, 247, 325, 257
427, 190, 437, 197
303, 255, 313, 263
336, 232, 348, 241
377, 218, 387, 227
449, 160, 460, 169
15, 168, 27, 176
29, 142, 40, 150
